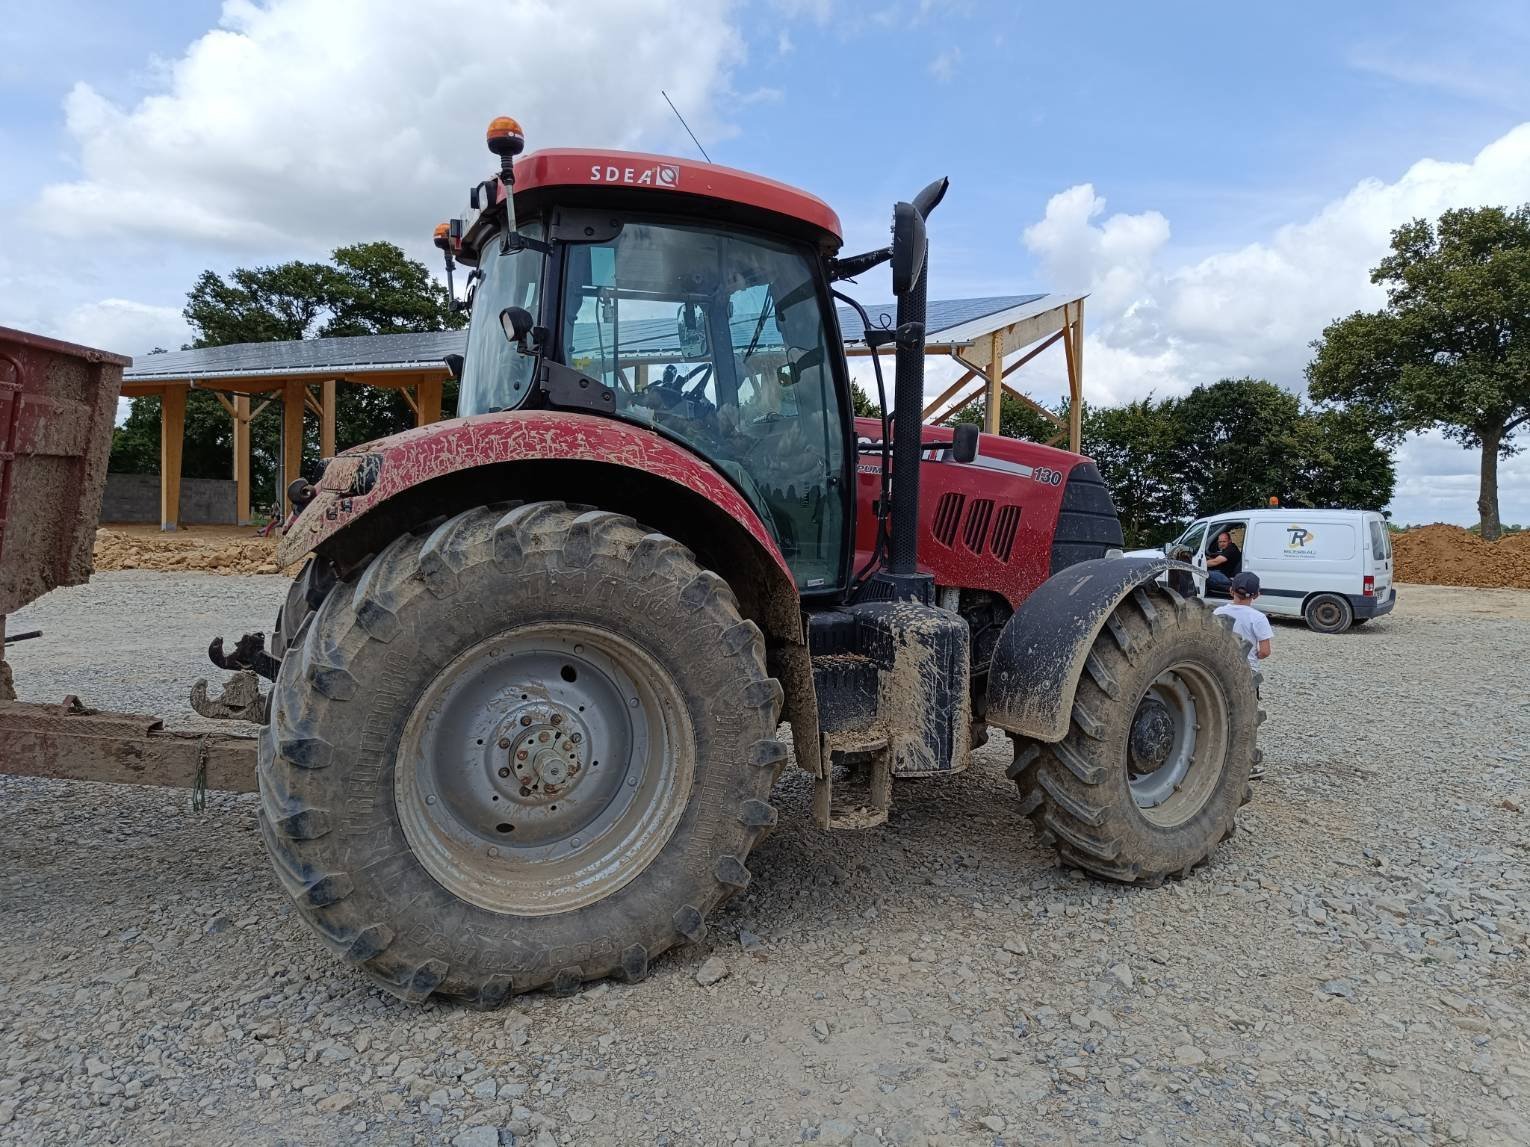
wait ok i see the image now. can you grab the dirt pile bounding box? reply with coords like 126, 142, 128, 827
1393, 523, 1530, 589
93, 527, 295, 576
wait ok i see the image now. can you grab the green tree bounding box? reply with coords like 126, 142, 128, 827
112, 242, 461, 499
1080, 397, 1186, 546
849, 382, 881, 417
1307, 205, 1530, 539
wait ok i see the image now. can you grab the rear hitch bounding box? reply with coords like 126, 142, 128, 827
208, 632, 280, 682
190, 670, 269, 724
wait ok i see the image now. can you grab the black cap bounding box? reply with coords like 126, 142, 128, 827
1231, 571, 1261, 595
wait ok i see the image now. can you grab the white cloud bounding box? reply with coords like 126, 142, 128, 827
33, 0, 744, 252
1017, 123, 1530, 524
928, 48, 961, 84
52, 299, 193, 358
1023, 124, 1530, 404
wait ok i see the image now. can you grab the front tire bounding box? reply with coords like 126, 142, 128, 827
258, 502, 786, 1004
1009, 584, 1260, 884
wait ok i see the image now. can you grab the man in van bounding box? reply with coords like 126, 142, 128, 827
1205, 527, 1242, 592
1214, 571, 1272, 778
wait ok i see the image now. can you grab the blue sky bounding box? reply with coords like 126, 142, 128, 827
2, 0, 1527, 524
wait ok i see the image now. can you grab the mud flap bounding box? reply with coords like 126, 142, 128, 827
985, 556, 1178, 744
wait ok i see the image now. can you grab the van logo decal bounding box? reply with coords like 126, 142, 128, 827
1284, 526, 1316, 555
589, 163, 680, 188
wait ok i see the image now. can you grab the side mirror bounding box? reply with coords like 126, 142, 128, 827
890, 201, 927, 297
951, 422, 979, 464
442, 353, 464, 380
500, 306, 533, 350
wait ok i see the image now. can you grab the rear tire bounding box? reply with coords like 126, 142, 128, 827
1304, 593, 1353, 634
1008, 584, 1260, 884
258, 501, 786, 1004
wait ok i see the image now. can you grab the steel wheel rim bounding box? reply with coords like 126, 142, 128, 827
1313, 599, 1343, 629
395, 622, 694, 916
1127, 661, 1228, 826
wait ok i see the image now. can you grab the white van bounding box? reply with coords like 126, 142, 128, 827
1144, 508, 1397, 633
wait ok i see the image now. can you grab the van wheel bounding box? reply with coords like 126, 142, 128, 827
1304, 593, 1353, 634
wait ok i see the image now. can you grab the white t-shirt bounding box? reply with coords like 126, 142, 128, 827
1214, 602, 1273, 671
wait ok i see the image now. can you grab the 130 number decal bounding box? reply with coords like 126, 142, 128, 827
1034, 467, 1063, 486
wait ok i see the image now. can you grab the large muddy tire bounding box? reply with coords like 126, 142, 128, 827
258, 501, 787, 1004
1008, 583, 1260, 885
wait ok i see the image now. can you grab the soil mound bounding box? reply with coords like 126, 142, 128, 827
93, 527, 294, 576
1393, 524, 1530, 589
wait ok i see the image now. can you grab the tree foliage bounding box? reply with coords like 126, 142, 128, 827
111, 242, 462, 506
1307, 205, 1530, 539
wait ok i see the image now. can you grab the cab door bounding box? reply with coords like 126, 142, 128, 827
1366, 516, 1394, 601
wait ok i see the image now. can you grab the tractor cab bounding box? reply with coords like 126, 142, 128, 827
445, 137, 855, 592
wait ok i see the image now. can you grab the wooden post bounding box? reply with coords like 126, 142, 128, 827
282, 379, 305, 513
233, 394, 251, 525
321, 379, 337, 458
985, 330, 1003, 435
159, 385, 186, 531
416, 377, 444, 427
1069, 300, 1084, 452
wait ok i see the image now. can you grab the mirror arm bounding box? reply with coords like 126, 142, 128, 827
501, 231, 553, 256
829, 247, 892, 282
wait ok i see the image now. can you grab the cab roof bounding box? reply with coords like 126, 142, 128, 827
506, 148, 843, 247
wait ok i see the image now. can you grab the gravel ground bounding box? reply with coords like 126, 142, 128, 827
3, 577, 1528, 1146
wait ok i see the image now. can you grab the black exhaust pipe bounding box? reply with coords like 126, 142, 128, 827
882, 178, 948, 601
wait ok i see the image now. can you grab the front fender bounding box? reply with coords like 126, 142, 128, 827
986, 556, 1182, 743
278, 409, 792, 583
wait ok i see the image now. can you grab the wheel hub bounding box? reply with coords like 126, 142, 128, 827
1129, 698, 1175, 773
499, 705, 588, 805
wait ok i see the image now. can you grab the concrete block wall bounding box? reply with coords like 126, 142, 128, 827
101, 473, 237, 525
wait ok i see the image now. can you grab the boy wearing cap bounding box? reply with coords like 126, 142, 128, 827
1214, 571, 1272, 779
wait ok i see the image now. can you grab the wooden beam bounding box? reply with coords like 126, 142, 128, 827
233, 394, 251, 526
400, 386, 420, 418
920, 368, 979, 421
282, 379, 305, 514
1002, 327, 1066, 378
303, 388, 323, 418
159, 385, 186, 531
1001, 382, 1065, 427
956, 304, 1072, 373
321, 379, 337, 458
928, 381, 988, 426
249, 397, 276, 424
985, 330, 1003, 435
416, 377, 444, 427
1069, 299, 1084, 452
208, 390, 237, 418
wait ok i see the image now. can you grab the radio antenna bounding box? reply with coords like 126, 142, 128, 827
661, 90, 713, 163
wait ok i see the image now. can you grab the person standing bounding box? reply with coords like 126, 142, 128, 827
1204, 527, 1242, 593
1214, 570, 1272, 779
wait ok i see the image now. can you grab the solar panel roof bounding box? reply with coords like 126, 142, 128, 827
123, 293, 1067, 383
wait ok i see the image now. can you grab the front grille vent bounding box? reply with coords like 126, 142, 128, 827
932, 492, 964, 546
990, 504, 1021, 561
962, 499, 995, 554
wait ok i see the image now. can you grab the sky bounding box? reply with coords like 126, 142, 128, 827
2, 0, 1528, 526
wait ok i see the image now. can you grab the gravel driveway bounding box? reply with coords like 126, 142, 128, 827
2, 577, 1527, 1146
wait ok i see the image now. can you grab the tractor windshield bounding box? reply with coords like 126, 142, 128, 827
561, 221, 848, 589
459, 222, 545, 414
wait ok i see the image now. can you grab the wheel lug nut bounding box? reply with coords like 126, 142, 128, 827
520, 715, 532, 726
551, 714, 562, 726
517, 750, 528, 761
498, 767, 510, 778
498, 736, 511, 749
570, 732, 581, 743
538, 732, 550, 743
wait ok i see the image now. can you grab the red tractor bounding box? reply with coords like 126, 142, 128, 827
250, 118, 1259, 1005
